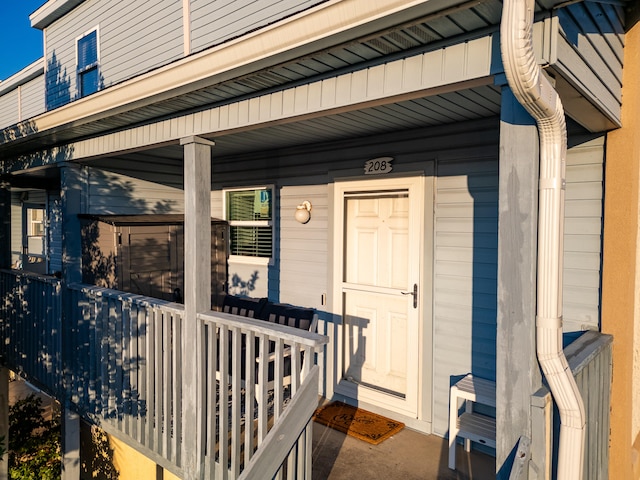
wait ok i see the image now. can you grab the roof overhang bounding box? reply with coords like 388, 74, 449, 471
30, 0, 86, 30
0, 60, 44, 96
0, 0, 623, 166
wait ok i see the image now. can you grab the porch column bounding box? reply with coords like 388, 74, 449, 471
60, 163, 85, 284
0, 367, 8, 480
0, 180, 10, 269
496, 86, 542, 477
181, 136, 213, 478
59, 163, 86, 480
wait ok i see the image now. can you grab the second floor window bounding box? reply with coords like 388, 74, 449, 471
77, 29, 99, 97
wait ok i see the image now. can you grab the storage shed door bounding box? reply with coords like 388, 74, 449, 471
120, 225, 178, 300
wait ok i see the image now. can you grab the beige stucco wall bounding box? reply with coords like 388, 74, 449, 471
81, 421, 181, 480
602, 7, 640, 480
110, 436, 182, 480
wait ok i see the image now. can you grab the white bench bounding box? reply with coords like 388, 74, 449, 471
448, 374, 496, 470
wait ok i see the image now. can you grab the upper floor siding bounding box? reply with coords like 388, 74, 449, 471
189, 0, 329, 54
43, 0, 330, 110
0, 61, 45, 130
44, 0, 184, 110
0, 0, 331, 129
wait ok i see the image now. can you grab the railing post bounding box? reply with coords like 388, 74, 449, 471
0, 180, 10, 270
530, 387, 552, 480
181, 136, 213, 478
60, 163, 87, 480
0, 367, 9, 480
62, 407, 81, 479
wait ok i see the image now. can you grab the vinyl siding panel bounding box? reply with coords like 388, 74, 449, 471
430, 133, 604, 436
563, 136, 604, 332
555, 2, 624, 125
0, 89, 19, 129
45, 0, 183, 109
10, 194, 22, 267
87, 168, 184, 215
190, 0, 329, 54
20, 76, 46, 121
279, 185, 327, 309
48, 193, 63, 274
432, 156, 498, 436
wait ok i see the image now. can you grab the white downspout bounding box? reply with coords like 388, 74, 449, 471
500, 1, 585, 479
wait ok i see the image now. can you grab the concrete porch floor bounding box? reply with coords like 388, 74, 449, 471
312, 418, 495, 480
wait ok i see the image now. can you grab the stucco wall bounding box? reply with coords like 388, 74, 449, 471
81, 421, 181, 480
602, 8, 640, 480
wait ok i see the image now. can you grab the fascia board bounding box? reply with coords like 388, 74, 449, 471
30, 0, 86, 30
0, 59, 44, 96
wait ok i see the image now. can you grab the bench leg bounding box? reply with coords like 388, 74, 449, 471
464, 400, 472, 452
448, 388, 459, 470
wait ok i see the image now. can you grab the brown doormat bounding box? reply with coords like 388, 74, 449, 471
313, 401, 405, 445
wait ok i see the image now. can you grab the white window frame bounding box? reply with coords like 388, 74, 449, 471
21, 203, 48, 272
223, 185, 275, 265
76, 26, 100, 98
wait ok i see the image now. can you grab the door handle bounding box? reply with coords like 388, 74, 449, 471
401, 283, 418, 309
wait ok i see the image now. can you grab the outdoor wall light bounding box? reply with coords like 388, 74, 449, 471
294, 200, 312, 224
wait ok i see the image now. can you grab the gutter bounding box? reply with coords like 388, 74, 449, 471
500, 1, 586, 478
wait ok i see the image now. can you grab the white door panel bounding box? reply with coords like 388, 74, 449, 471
335, 177, 423, 417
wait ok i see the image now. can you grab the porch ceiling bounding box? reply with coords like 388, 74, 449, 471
87, 83, 501, 186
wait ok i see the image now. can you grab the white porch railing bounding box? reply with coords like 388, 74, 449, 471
68, 284, 185, 468
65, 283, 327, 478
0, 269, 62, 393
198, 310, 326, 479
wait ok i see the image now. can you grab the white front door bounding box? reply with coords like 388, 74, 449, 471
334, 177, 424, 417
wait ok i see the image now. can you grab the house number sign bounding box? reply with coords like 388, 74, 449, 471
364, 156, 393, 175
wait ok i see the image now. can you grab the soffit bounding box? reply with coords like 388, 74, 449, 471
86, 84, 501, 188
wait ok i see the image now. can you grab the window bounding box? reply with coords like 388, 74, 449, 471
225, 187, 273, 259
27, 207, 45, 238
22, 206, 47, 274
77, 29, 99, 97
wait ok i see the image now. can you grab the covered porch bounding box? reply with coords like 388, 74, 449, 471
0, 0, 621, 477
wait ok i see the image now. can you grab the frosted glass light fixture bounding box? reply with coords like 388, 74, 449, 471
294, 201, 312, 224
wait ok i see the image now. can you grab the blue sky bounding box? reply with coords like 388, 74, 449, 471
0, 1, 45, 81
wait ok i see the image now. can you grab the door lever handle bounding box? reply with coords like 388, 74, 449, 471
401, 283, 418, 309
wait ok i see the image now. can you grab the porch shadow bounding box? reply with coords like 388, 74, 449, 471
313, 310, 368, 477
